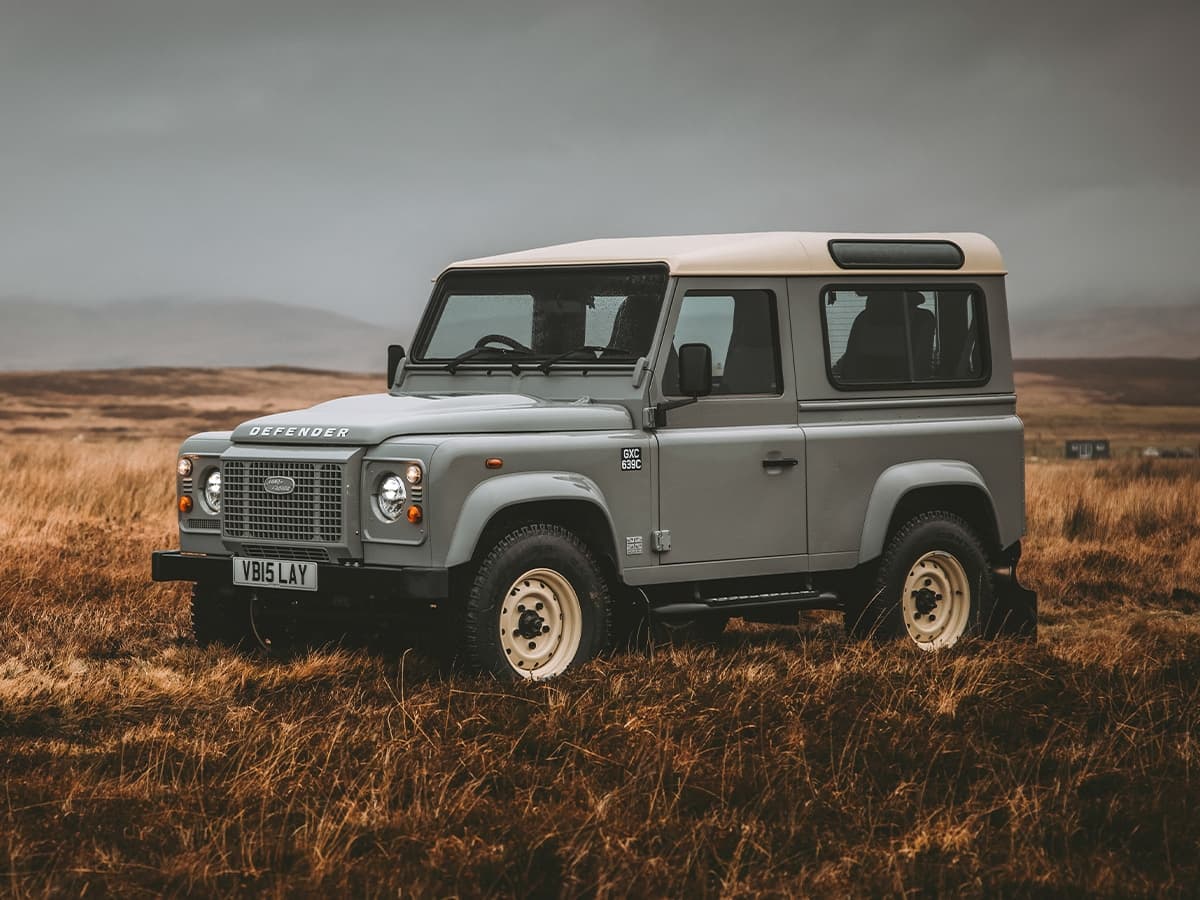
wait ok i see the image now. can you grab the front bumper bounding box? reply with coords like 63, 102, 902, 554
151, 551, 448, 602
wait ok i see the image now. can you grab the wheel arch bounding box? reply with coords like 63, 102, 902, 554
443, 472, 620, 573
858, 461, 1001, 565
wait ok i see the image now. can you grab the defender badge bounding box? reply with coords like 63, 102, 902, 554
263, 475, 297, 495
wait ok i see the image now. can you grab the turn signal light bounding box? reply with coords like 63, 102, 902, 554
485, 458, 503, 469
407, 504, 423, 524
179, 496, 193, 514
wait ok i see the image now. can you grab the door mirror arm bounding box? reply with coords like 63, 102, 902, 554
652, 396, 698, 428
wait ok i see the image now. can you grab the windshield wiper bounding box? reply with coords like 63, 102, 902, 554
446, 345, 536, 374
538, 345, 632, 374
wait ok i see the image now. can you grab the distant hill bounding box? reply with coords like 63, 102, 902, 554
1014, 357, 1200, 406
2, 296, 1197, 371
0, 298, 408, 372
1011, 303, 1200, 358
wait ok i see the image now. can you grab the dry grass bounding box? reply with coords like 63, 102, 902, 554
1, 370, 1199, 897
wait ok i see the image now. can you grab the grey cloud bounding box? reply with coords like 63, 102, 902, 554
0, 0, 1197, 328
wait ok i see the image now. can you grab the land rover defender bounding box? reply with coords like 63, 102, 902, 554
152, 232, 1037, 679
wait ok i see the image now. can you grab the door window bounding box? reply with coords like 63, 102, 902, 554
663, 290, 782, 395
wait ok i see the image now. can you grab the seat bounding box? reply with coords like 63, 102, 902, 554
840, 292, 909, 382
605, 295, 660, 357
840, 291, 936, 382
719, 295, 778, 394
906, 291, 936, 378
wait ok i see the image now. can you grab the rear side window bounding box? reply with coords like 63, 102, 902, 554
822, 287, 987, 388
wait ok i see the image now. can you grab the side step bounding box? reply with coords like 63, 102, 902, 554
651, 589, 841, 620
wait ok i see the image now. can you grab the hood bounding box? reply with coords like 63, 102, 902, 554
231, 392, 633, 445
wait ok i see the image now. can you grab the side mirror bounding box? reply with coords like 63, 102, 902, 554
676, 342, 713, 397
387, 344, 406, 388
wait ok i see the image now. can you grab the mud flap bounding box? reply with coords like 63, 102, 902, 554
988, 541, 1037, 640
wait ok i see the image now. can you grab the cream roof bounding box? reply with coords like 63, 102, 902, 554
445, 232, 1005, 277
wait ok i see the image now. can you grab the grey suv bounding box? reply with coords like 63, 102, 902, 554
153, 232, 1037, 679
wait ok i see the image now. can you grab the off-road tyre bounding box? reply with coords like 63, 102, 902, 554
463, 524, 612, 680
844, 511, 995, 650
191, 584, 253, 650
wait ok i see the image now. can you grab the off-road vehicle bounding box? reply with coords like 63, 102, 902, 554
153, 232, 1037, 678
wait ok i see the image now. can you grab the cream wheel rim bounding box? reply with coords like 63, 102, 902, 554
498, 568, 583, 679
901, 550, 971, 650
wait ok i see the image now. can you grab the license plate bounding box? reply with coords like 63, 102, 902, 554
232, 556, 319, 592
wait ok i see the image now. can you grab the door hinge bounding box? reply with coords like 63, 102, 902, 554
652, 530, 672, 553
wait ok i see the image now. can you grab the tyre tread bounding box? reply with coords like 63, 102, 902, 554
846, 509, 994, 643
462, 523, 612, 676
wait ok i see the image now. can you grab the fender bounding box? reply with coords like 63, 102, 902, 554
443, 471, 618, 569
858, 460, 997, 564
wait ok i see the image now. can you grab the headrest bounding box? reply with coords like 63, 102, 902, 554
863, 292, 903, 315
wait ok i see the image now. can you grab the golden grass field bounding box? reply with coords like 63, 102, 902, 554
1, 363, 1198, 897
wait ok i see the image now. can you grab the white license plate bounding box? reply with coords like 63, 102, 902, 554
232, 556, 319, 592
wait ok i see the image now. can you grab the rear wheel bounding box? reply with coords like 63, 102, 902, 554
191, 584, 253, 649
462, 524, 611, 680
845, 511, 994, 650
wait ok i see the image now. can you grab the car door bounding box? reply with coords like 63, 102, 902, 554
652, 278, 807, 567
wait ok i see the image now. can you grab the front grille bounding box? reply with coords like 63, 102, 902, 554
223, 460, 343, 544
240, 544, 330, 562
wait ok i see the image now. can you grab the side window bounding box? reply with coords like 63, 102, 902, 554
824, 287, 986, 387
664, 290, 781, 395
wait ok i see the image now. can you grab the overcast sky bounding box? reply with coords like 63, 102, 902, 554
1, 0, 1197, 326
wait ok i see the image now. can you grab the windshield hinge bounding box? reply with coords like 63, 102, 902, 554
631, 355, 649, 388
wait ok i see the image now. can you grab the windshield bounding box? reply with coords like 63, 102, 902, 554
415, 265, 669, 364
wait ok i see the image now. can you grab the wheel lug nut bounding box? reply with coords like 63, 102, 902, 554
542, 625, 550, 633
536, 602, 543, 611
517, 604, 525, 612
528, 642, 536, 650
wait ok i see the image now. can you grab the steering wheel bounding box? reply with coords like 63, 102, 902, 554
474, 334, 533, 354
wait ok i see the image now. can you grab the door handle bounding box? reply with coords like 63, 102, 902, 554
762, 457, 799, 469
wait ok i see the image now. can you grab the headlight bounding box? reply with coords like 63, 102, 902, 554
203, 470, 222, 513
404, 463, 423, 485
177, 457, 193, 477
377, 473, 406, 522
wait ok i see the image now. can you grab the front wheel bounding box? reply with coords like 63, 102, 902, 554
845, 511, 994, 650
462, 524, 612, 680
